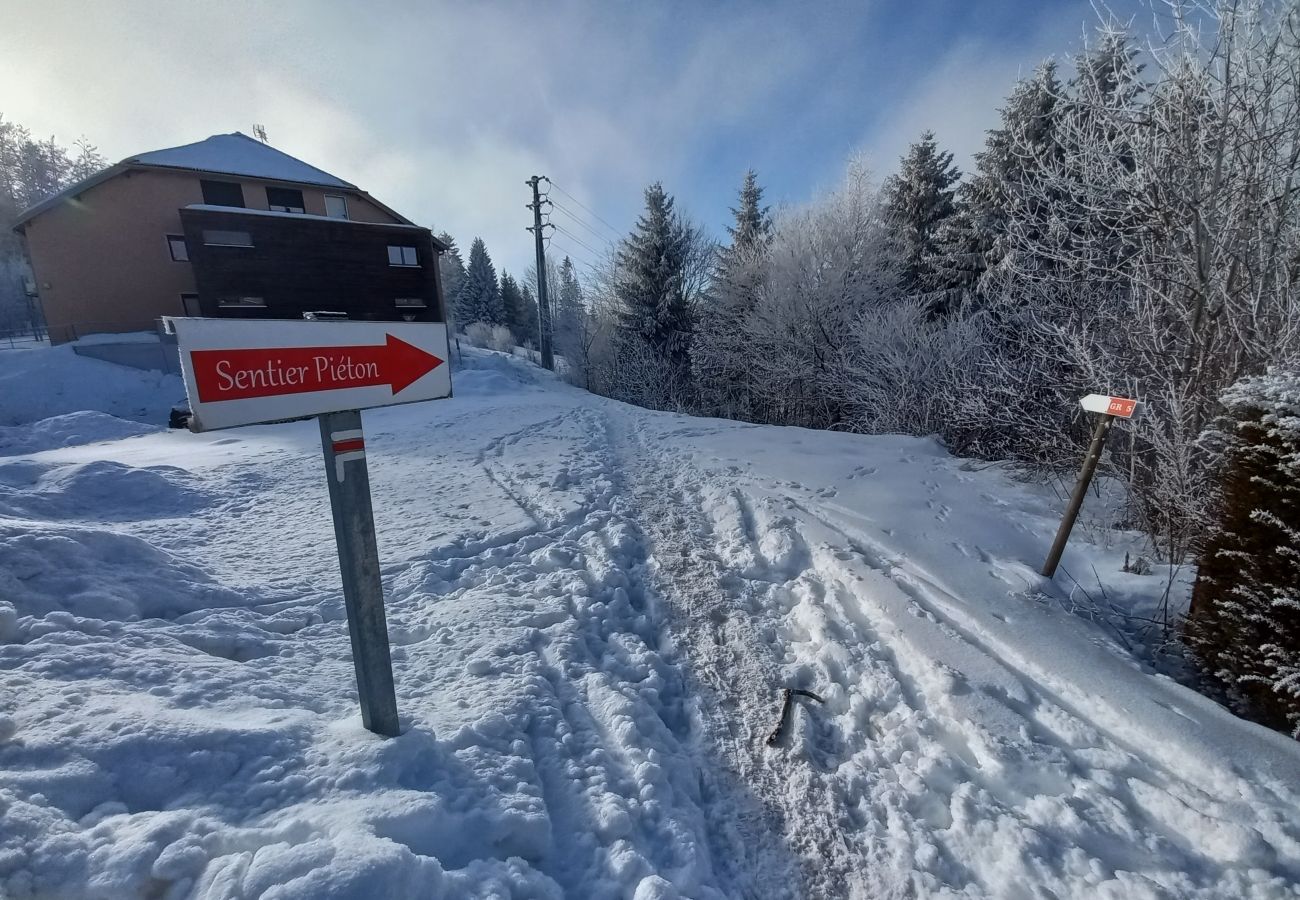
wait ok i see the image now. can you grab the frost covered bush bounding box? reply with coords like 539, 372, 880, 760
488, 325, 515, 353
1189, 369, 1300, 738
461, 322, 515, 353
833, 300, 986, 436
462, 322, 493, 348
460, 321, 514, 353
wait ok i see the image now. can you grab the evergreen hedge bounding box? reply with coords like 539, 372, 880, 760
1189, 370, 1300, 738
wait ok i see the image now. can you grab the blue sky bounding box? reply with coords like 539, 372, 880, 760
0, 0, 1140, 275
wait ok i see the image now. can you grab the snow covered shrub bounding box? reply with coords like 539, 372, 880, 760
488, 325, 515, 353
834, 300, 986, 436
602, 333, 693, 412
1188, 369, 1300, 738
743, 158, 902, 429
462, 321, 494, 348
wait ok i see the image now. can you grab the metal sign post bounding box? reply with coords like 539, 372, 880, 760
165, 318, 452, 738
1041, 394, 1140, 578
319, 410, 399, 736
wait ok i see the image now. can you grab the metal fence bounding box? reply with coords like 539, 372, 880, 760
0, 323, 48, 349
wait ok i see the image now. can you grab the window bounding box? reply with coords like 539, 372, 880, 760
387, 245, 419, 266
166, 234, 189, 261
266, 186, 305, 213
324, 194, 349, 219
180, 293, 202, 316
218, 296, 266, 308
200, 179, 245, 208
202, 229, 253, 247
394, 297, 426, 308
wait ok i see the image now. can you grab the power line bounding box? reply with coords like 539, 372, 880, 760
550, 198, 616, 246
543, 231, 600, 270
550, 241, 603, 274
545, 179, 623, 239
551, 222, 603, 258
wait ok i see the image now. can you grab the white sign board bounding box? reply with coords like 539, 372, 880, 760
167, 318, 452, 431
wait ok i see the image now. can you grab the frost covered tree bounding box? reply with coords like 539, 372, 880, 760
500, 271, 533, 346
882, 132, 961, 297
983, 5, 1300, 562
436, 232, 467, 326
455, 237, 504, 326
524, 256, 560, 359
742, 158, 902, 428
552, 256, 583, 361
613, 182, 698, 397
68, 137, 106, 183
0, 116, 105, 332
962, 62, 1063, 298
515, 281, 540, 349
693, 170, 772, 418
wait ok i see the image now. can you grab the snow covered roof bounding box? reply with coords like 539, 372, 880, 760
128, 133, 355, 188
14, 133, 397, 230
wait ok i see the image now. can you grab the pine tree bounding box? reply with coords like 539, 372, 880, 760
615, 182, 694, 368
714, 169, 771, 306
965, 61, 1063, 289
518, 283, 540, 347
555, 257, 582, 329
553, 256, 584, 360
455, 237, 504, 326
921, 202, 987, 314
1189, 371, 1300, 738
726, 169, 770, 249
694, 170, 772, 417
436, 232, 467, 325
500, 271, 535, 344
882, 131, 961, 296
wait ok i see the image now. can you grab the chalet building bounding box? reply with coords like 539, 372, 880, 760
13, 133, 447, 344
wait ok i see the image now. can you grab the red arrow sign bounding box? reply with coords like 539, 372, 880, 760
190, 333, 444, 403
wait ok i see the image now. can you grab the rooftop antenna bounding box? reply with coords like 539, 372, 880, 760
253, 124, 269, 143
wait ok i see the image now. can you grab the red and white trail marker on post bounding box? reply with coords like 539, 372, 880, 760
1041, 393, 1140, 579
167, 317, 452, 737
1080, 393, 1138, 419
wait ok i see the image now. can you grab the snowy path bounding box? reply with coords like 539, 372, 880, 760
1, 347, 1299, 898
606, 408, 1300, 898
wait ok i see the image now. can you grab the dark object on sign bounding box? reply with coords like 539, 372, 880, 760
169, 403, 192, 430
766, 687, 826, 747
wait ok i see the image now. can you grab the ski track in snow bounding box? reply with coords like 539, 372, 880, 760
0, 347, 1297, 899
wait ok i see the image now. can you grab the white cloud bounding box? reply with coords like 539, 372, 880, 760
1, 0, 1108, 273
861, 4, 1091, 177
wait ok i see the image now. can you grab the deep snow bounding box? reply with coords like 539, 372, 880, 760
0, 345, 1298, 899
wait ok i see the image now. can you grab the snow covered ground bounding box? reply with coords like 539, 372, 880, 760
1, 344, 1298, 899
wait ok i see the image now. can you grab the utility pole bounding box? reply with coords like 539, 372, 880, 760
526, 176, 554, 370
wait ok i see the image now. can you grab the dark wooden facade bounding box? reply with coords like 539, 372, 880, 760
179, 208, 446, 323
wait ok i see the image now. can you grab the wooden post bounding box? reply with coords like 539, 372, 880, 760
1042, 413, 1115, 578
319, 409, 400, 737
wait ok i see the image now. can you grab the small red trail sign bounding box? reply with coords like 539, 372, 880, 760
1042, 392, 1143, 578
190, 333, 442, 403
1080, 393, 1138, 418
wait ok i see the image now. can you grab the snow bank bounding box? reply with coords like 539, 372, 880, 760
0, 411, 159, 455
0, 345, 183, 427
